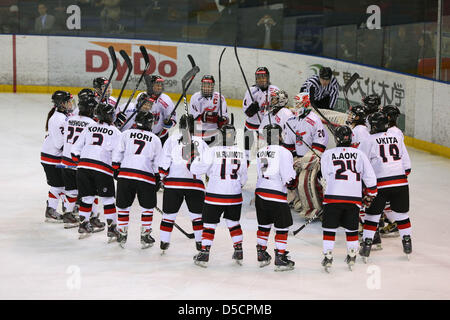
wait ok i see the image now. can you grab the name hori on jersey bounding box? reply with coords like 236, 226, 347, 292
331, 152, 358, 160
215, 151, 244, 158
376, 136, 399, 144
129, 132, 153, 142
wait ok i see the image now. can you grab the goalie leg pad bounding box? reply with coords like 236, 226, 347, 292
296, 160, 323, 218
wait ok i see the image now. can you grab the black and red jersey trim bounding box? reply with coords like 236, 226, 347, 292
377, 175, 408, 188
40, 152, 61, 165
255, 188, 287, 202
77, 158, 113, 175
61, 156, 76, 166
158, 167, 169, 175
323, 194, 362, 206
205, 192, 243, 205
245, 121, 259, 130
118, 168, 156, 184
312, 143, 326, 153
163, 177, 205, 190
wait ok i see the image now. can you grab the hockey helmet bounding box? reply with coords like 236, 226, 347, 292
255, 67, 270, 91
293, 92, 311, 118
145, 75, 164, 97
269, 89, 288, 114
334, 125, 353, 147
263, 123, 283, 145
200, 75, 215, 98
362, 94, 381, 114
93, 76, 111, 97
52, 90, 73, 114
77, 88, 97, 118
381, 105, 401, 127
136, 92, 156, 112
95, 102, 115, 124
346, 105, 367, 126
319, 67, 332, 80
368, 111, 388, 134
135, 111, 154, 131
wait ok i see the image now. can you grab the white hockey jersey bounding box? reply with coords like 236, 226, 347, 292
95, 95, 117, 107
351, 124, 370, 150
189, 91, 228, 137
158, 133, 209, 191
359, 130, 411, 189
321, 147, 377, 207
242, 84, 279, 130
62, 115, 96, 167
41, 110, 67, 165
284, 111, 328, 157
190, 145, 248, 205
112, 128, 162, 184
71, 122, 122, 176
255, 145, 296, 203
258, 107, 294, 137
115, 100, 139, 132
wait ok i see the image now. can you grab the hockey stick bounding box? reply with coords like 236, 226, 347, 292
218, 48, 226, 123
343, 72, 359, 109
114, 50, 133, 109
154, 206, 195, 239
99, 46, 117, 102
285, 121, 321, 158
120, 46, 150, 114
234, 41, 261, 122
292, 208, 324, 235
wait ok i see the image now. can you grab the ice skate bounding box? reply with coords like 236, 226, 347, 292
256, 245, 272, 268
194, 246, 210, 268
106, 220, 119, 243
321, 250, 333, 273
45, 203, 63, 223
274, 249, 295, 271
140, 228, 155, 249
232, 243, 243, 266
78, 216, 93, 239
90, 216, 105, 233
345, 248, 357, 271
372, 229, 382, 251
359, 238, 373, 263
402, 235, 412, 259
117, 227, 128, 248
62, 211, 79, 229
160, 241, 170, 255
380, 222, 400, 238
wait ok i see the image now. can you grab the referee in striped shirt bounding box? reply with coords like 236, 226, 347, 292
300, 67, 339, 110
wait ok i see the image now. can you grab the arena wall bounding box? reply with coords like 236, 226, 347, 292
0, 34, 448, 156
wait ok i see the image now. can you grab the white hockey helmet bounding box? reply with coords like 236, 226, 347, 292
293, 92, 311, 117
270, 89, 289, 109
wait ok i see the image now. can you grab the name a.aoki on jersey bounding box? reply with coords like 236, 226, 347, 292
376, 137, 399, 144
68, 120, 90, 127
88, 126, 114, 135
129, 132, 153, 142
331, 152, 358, 160
215, 151, 244, 159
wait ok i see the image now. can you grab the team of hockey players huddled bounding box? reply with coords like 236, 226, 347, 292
41, 66, 412, 272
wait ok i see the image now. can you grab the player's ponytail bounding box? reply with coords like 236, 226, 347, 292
45, 107, 56, 131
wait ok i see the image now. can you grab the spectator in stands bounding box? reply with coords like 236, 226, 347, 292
142, 0, 168, 39
34, 3, 55, 33
97, 0, 122, 32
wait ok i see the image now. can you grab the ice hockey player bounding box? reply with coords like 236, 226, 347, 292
71, 102, 121, 241
320, 125, 377, 272
93, 76, 117, 107
114, 91, 155, 131
258, 89, 293, 138
158, 114, 209, 253
112, 110, 162, 249
284, 92, 328, 216
299, 66, 339, 110
41, 90, 74, 223
190, 122, 248, 268
189, 75, 229, 146
358, 112, 412, 261
362, 93, 381, 127
61, 88, 99, 229
242, 67, 279, 166
255, 123, 297, 271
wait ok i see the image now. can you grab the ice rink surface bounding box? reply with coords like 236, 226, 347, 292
1, 93, 449, 300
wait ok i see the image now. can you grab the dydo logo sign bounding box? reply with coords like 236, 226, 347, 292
85, 42, 178, 81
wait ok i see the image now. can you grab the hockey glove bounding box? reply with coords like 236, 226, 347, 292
362, 195, 375, 208
202, 111, 219, 124
244, 101, 260, 117
217, 116, 229, 129
114, 111, 127, 128
286, 176, 299, 190
162, 119, 174, 129
155, 173, 162, 192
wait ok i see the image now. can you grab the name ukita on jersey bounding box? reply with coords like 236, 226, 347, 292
376, 136, 399, 145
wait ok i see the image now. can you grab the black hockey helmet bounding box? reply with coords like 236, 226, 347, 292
221, 123, 236, 146
368, 111, 388, 134
95, 102, 115, 125
179, 114, 195, 134
362, 94, 381, 114
52, 90, 73, 114
346, 105, 367, 126
145, 74, 164, 97
201, 75, 215, 98
77, 88, 97, 118
335, 125, 353, 147
381, 105, 401, 127
319, 66, 333, 80
136, 92, 156, 111
255, 67, 270, 91
135, 111, 154, 131
263, 123, 283, 145
93, 77, 108, 89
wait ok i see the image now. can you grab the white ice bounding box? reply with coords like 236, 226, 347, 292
1, 93, 450, 300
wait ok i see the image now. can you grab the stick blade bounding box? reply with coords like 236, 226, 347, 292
343, 72, 360, 92
119, 50, 133, 69
187, 54, 196, 68
108, 46, 117, 68
139, 45, 149, 65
